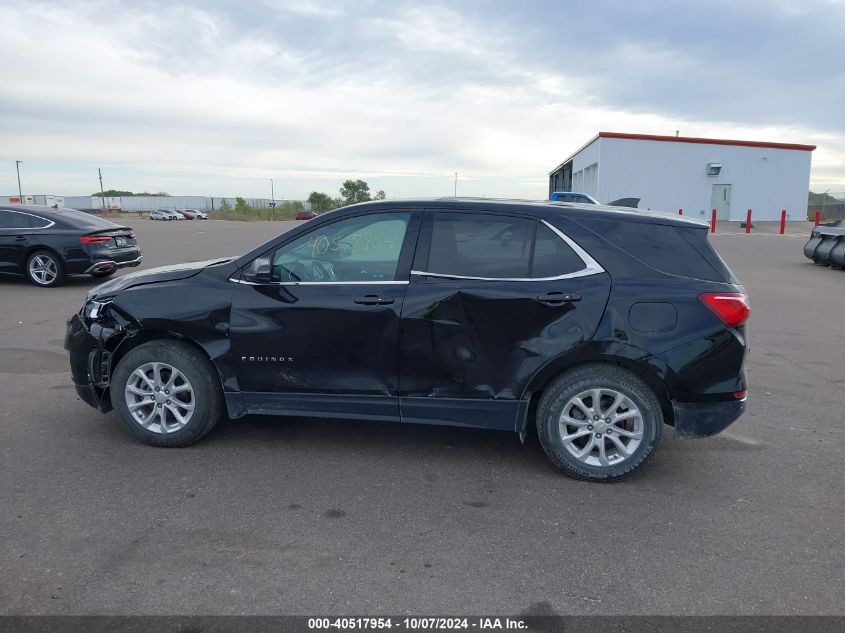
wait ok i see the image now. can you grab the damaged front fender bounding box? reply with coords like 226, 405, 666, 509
64, 304, 137, 413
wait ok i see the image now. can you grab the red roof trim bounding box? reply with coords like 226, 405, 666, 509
597, 131, 816, 152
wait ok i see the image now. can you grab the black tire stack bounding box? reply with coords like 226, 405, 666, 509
804, 219, 845, 269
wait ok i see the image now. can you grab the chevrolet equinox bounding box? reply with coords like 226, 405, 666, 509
65, 198, 749, 481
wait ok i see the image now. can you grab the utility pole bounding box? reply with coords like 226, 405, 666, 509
454, 172, 458, 197
270, 178, 275, 206
98, 168, 106, 211
15, 160, 23, 203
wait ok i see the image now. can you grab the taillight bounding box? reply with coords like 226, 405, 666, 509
80, 235, 112, 244
733, 389, 747, 399
699, 292, 750, 327
129, 232, 136, 240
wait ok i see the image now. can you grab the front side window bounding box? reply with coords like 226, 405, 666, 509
269, 212, 410, 282
425, 212, 588, 280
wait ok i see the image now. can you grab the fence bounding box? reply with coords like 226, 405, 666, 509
807, 192, 845, 222
62, 195, 310, 213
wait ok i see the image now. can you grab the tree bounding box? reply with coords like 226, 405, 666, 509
308, 191, 336, 213
218, 199, 232, 212
338, 179, 372, 206
90, 189, 171, 197
373, 190, 386, 200
235, 197, 252, 213
92, 189, 133, 197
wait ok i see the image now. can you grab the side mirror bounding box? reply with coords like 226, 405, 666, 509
243, 256, 272, 283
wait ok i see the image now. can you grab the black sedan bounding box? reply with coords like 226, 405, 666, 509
0, 205, 142, 287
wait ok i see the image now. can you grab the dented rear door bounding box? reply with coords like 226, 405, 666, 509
398, 209, 611, 430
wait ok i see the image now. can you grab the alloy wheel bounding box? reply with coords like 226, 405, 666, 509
558, 388, 644, 467
28, 255, 58, 285
124, 362, 196, 434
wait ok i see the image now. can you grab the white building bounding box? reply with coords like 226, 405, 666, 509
549, 132, 816, 222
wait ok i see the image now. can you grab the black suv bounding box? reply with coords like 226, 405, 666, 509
66, 199, 748, 481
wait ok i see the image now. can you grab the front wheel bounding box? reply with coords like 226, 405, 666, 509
536, 364, 662, 482
111, 340, 223, 447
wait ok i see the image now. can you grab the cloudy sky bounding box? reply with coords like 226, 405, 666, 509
1, 0, 843, 200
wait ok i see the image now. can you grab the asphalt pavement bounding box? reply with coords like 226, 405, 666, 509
1, 217, 842, 615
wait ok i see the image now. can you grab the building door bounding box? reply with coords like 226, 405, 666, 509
711, 184, 731, 220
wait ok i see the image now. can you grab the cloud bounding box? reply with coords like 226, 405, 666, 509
1, 0, 842, 200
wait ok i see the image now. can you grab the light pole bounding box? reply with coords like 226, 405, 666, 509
270, 178, 275, 206
454, 172, 457, 197
98, 168, 106, 211
15, 160, 23, 203
822, 188, 830, 221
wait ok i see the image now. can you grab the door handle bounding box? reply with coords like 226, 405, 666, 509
15, 235, 26, 241
354, 294, 394, 306
536, 292, 581, 305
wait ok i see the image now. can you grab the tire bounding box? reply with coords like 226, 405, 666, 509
90, 269, 116, 278
536, 364, 662, 482
111, 340, 223, 447
26, 250, 65, 287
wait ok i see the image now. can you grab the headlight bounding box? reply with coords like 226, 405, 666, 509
84, 299, 113, 320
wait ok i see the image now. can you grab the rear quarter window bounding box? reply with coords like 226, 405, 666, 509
531, 222, 587, 277
580, 219, 732, 282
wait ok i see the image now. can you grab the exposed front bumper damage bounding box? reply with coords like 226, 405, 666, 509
672, 397, 746, 438
64, 308, 133, 413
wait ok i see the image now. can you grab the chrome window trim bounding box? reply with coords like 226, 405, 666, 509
412, 219, 604, 282
0, 209, 55, 230
230, 278, 409, 286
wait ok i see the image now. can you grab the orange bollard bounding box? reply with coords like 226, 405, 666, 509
815, 210, 821, 226
746, 209, 752, 233
779, 209, 786, 234
678, 208, 683, 215
711, 208, 717, 233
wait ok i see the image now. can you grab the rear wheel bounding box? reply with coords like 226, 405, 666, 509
536, 364, 662, 482
26, 250, 65, 287
111, 340, 223, 447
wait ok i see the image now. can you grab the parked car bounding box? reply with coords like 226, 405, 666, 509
549, 191, 599, 204
171, 210, 187, 220
66, 198, 748, 481
295, 210, 318, 221
149, 209, 179, 221
0, 205, 141, 287
179, 209, 208, 220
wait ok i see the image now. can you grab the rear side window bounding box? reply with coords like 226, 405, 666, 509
0, 210, 33, 229
426, 212, 588, 279
581, 219, 731, 282
428, 213, 534, 278
29, 215, 51, 228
